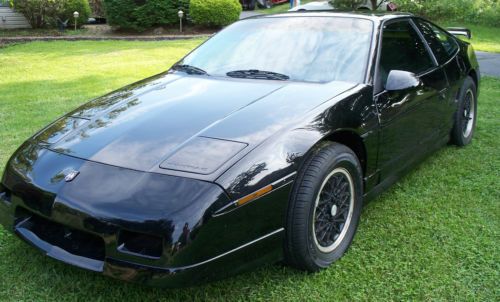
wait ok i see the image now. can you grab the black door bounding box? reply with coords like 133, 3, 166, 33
414, 18, 462, 134
374, 19, 449, 178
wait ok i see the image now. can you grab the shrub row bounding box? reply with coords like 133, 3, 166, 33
190, 0, 242, 28
103, 0, 185, 32
13, 0, 91, 29
12, 0, 241, 31
103, 0, 240, 31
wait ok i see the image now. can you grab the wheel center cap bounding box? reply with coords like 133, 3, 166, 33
331, 204, 338, 217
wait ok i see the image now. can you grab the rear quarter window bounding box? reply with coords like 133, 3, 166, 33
415, 19, 459, 64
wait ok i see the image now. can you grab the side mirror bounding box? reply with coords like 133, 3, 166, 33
385, 70, 420, 91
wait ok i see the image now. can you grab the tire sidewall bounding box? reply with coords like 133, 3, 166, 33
453, 77, 477, 146
305, 151, 363, 268
286, 143, 364, 271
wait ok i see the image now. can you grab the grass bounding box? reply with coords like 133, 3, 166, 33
0, 40, 499, 301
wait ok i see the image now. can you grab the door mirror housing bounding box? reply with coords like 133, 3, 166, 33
385, 70, 420, 91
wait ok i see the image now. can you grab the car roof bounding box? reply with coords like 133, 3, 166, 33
252, 11, 413, 22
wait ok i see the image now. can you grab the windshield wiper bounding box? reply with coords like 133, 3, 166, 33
171, 64, 208, 75
226, 69, 289, 81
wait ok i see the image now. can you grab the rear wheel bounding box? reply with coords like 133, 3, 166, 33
285, 142, 363, 272
451, 76, 477, 146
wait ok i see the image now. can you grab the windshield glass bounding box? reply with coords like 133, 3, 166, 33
179, 17, 373, 83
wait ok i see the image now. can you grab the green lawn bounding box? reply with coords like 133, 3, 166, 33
0, 41, 499, 301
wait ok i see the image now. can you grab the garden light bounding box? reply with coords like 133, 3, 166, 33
73, 11, 79, 31
178, 10, 184, 32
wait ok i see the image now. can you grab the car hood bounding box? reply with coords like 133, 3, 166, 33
35, 72, 356, 175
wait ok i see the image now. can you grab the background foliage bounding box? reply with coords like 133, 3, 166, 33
88, 0, 104, 17
330, 0, 365, 9
12, 0, 90, 29
189, 0, 242, 27
396, 0, 499, 26
330, 0, 499, 26
102, 0, 190, 32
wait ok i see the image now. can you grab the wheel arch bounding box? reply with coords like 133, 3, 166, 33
318, 130, 367, 177
468, 68, 479, 91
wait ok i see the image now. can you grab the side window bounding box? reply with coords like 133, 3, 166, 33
416, 20, 459, 64
377, 21, 435, 91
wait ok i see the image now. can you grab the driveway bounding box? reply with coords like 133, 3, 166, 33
476, 51, 500, 77
240, 11, 263, 19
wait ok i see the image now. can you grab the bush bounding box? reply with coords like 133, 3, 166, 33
396, 0, 499, 27
13, 0, 55, 28
13, 0, 90, 28
103, 0, 190, 32
58, 0, 91, 28
190, 0, 241, 28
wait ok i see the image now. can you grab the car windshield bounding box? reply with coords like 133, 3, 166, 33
178, 16, 373, 83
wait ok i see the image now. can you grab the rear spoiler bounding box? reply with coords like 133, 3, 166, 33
446, 27, 472, 39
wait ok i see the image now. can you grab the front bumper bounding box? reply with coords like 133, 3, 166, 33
0, 202, 283, 287
0, 143, 288, 287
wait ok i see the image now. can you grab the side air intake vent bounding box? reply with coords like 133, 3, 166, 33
117, 230, 163, 259
14, 207, 105, 266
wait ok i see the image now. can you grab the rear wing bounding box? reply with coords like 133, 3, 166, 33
446, 27, 472, 39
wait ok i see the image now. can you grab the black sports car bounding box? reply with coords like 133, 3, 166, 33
0, 12, 479, 287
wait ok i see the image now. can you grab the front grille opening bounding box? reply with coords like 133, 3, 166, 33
118, 230, 163, 259
15, 207, 105, 261
0, 184, 12, 204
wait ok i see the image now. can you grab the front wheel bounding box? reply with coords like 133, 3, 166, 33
285, 142, 363, 272
451, 76, 477, 146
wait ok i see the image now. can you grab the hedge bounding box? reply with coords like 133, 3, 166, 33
190, 0, 241, 28
103, 0, 190, 32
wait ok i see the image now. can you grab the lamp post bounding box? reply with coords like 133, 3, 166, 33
73, 11, 79, 31
178, 10, 184, 33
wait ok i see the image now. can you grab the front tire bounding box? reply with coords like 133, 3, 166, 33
451, 76, 477, 146
285, 142, 363, 272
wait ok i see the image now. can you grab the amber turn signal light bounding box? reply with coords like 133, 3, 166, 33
236, 184, 273, 206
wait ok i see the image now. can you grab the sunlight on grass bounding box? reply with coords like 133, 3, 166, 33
0, 41, 499, 301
